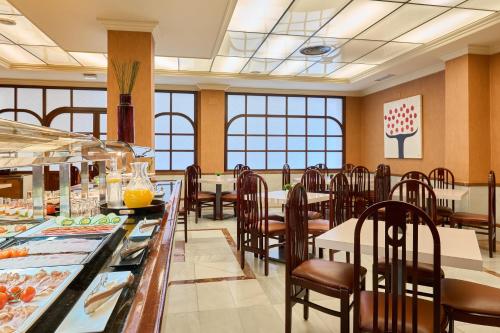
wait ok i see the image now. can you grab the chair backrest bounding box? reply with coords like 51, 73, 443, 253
401, 171, 431, 186
238, 172, 268, 235
343, 163, 355, 174
383, 165, 391, 198
389, 179, 437, 223
353, 201, 441, 333
429, 167, 455, 210
329, 173, 351, 227
488, 171, 496, 227
315, 163, 329, 175
350, 165, 371, 196
184, 165, 199, 212
233, 164, 250, 190
89, 164, 99, 180
374, 164, 386, 203
285, 183, 309, 275
301, 168, 326, 215
282, 163, 291, 190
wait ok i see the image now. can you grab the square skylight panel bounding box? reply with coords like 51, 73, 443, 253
227, 0, 292, 33
358, 4, 448, 41
410, 0, 463, 5
328, 63, 375, 79
272, 0, 350, 36
179, 58, 212, 71
0, 14, 55, 46
355, 42, 420, 64
289, 37, 348, 60
241, 58, 282, 74
326, 40, 384, 63
298, 62, 345, 77
155, 56, 178, 70
22, 46, 79, 66
316, 0, 401, 39
0, 0, 18, 14
459, 0, 500, 10
254, 34, 308, 59
69, 52, 107, 67
0, 34, 10, 44
271, 60, 315, 76
211, 56, 249, 73
0, 44, 44, 64
218, 31, 267, 57
395, 8, 493, 43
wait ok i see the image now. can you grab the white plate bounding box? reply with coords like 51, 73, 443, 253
128, 218, 159, 240
0, 265, 83, 333
16, 216, 127, 238
56, 271, 133, 333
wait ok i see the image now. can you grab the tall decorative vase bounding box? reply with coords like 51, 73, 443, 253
117, 93, 134, 143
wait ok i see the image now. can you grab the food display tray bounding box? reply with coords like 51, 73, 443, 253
0, 265, 83, 333
100, 199, 165, 216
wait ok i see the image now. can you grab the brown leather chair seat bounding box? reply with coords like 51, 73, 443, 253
259, 220, 286, 236
441, 278, 500, 316
436, 206, 453, 218
308, 219, 330, 234
451, 212, 488, 225
308, 211, 322, 219
221, 191, 237, 202
359, 291, 447, 333
268, 214, 285, 222
292, 259, 366, 291
197, 192, 215, 201
376, 259, 445, 285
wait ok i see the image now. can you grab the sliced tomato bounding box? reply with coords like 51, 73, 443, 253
20, 286, 36, 303
0, 292, 7, 310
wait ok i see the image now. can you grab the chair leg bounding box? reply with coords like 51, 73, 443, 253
184, 214, 188, 243
285, 282, 292, 333
264, 235, 269, 276
329, 249, 334, 261
303, 289, 309, 320
318, 247, 324, 259
448, 314, 454, 333
236, 218, 240, 251
340, 290, 350, 333
213, 200, 217, 220
240, 233, 245, 270
346, 251, 351, 264
195, 205, 199, 224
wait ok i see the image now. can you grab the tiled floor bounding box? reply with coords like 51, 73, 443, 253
162, 210, 500, 333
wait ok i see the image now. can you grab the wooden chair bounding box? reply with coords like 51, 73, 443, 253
221, 164, 250, 218
89, 163, 99, 181
374, 164, 390, 203
282, 163, 290, 190
315, 163, 329, 175
177, 181, 188, 243
350, 165, 372, 216
343, 163, 355, 174
441, 278, 500, 332
285, 183, 366, 333
308, 173, 352, 261
193, 164, 215, 197
44, 165, 81, 191
353, 201, 447, 333
235, 169, 253, 251
301, 168, 326, 219
401, 170, 431, 186
450, 171, 496, 257
429, 168, 455, 226
184, 165, 216, 223
239, 173, 285, 276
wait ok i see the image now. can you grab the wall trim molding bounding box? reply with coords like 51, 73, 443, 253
196, 83, 230, 91
97, 18, 159, 33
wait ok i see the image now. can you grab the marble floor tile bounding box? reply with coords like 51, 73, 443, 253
194, 261, 244, 280
227, 279, 271, 308
198, 308, 244, 333
196, 281, 236, 311
170, 261, 196, 281
238, 304, 283, 333
161, 311, 200, 333
166, 284, 198, 314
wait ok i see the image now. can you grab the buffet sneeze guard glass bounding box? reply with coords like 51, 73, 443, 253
0, 118, 112, 219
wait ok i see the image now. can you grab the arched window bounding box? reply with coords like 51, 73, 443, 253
226, 93, 344, 170
154, 91, 196, 171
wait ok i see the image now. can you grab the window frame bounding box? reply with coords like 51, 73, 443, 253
225, 92, 345, 171
154, 90, 197, 172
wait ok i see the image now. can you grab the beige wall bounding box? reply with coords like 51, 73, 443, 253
357, 71, 446, 176
345, 96, 362, 166
107, 30, 155, 148
490, 53, 500, 177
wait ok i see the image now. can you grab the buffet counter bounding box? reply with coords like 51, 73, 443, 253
22, 180, 181, 333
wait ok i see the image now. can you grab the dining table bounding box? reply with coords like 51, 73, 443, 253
199, 176, 236, 220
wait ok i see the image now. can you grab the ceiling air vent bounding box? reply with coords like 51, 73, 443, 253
375, 74, 395, 82
300, 45, 331, 56
83, 73, 98, 80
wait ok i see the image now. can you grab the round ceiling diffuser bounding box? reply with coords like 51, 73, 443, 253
299, 45, 331, 56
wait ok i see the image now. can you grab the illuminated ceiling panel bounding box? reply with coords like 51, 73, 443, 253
0, 0, 18, 14
459, 0, 500, 10
328, 63, 376, 79
0, 44, 44, 64
355, 42, 420, 64
241, 58, 282, 74
68, 52, 107, 67
271, 60, 315, 76
179, 58, 212, 71
326, 40, 385, 63
254, 34, 308, 59
272, 0, 350, 36
227, 0, 292, 33
0, 14, 55, 46
155, 56, 178, 70
298, 61, 344, 77
410, 0, 463, 5
23, 46, 79, 66
211, 56, 249, 73
218, 31, 267, 57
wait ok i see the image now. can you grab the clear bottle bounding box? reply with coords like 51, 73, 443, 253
123, 162, 154, 208
106, 158, 123, 208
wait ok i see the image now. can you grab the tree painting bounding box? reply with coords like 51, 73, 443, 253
383, 95, 422, 159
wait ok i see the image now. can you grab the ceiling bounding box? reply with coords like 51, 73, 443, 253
0, 0, 500, 93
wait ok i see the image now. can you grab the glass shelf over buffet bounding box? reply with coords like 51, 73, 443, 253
0, 118, 115, 220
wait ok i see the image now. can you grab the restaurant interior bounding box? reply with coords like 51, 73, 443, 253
0, 0, 498, 332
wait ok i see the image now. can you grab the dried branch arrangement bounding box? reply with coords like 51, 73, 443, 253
111, 59, 141, 94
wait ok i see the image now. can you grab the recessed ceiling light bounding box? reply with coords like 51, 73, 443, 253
83, 73, 97, 80
300, 45, 331, 56
0, 18, 15, 26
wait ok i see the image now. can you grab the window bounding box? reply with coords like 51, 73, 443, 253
154, 91, 196, 171
226, 93, 344, 170
0, 86, 107, 139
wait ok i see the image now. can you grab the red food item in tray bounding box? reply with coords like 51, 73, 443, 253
41, 225, 114, 235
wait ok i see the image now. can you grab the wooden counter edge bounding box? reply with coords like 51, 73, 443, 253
122, 180, 182, 333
